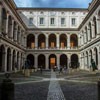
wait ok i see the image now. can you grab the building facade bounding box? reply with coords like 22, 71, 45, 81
0, 0, 100, 72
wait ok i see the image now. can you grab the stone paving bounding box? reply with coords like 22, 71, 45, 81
0, 70, 99, 100
47, 70, 65, 100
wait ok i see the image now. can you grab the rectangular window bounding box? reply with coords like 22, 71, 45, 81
29, 18, 33, 25
40, 18, 44, 25
61, 18, 65, 25
71, 18, 76, 26
50, 18, 55, 25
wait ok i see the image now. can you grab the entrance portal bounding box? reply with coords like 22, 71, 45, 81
49, 54, 56, 69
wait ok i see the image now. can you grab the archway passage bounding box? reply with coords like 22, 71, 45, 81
94, 48, 98, 66
49, 54, 56, 69
0, 45, 5, 72
27, 54, 34, 68
7, 48, 11, 71
71, 54, 79, 68
2, 8, 7, 35
60, 34, 67, 48
27, 34, 35, 49
38, 54, 45, 69
38, 34, 46, 48
49, 34, 56, 48
12, 50, 16, 71
60, 54, 68, 68
70, 34, 78, 48
93, 17, 97, 37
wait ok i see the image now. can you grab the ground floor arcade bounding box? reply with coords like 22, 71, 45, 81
26, 53, 79, 69
0, 44, 25, 72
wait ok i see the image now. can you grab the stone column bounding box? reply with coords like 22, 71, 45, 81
96, 15, 100, 36
67, 54, 71, 69
91, 21, 95, 38
88, 54, 91, 70
78, 34, 81, 47
14, 25, 18, 42
87, 26, 91, 41
56, 34, 59, 49
46, 34, 48, 49
11, 19, 14, 40
84, 32, 87, 43
45, 54, 49, 69
35, 34, 38, 49
2, 47, 7, 72
78, 53, 81, 69
34, 54, 38, 68
5, 13, 9, 38
81, 35, 83, 45
57, 54, 60, 69
67, 34, 70, 49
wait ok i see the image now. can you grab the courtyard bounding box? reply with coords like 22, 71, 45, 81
0, 70, 99, 100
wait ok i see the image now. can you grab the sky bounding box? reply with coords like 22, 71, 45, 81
14, 0, 92, 8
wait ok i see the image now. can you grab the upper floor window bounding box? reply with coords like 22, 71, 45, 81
29, 18, 33, 25
61, 12, 65, 15
30, 11, 33, 14
50, 18, 55, 25
71, 18, 76, 26
40, 18, 44, 25
61, 18, 65, 25
40, 11, 44, 14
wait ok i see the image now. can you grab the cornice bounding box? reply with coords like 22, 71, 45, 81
27, 28, 79, 32
3, 0, 27, 30
16, 7, 88, 12
78, 0, 100, 30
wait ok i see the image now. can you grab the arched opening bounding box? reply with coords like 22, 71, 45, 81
49, 54, 56, 69
38, 54, 45, 69
89, 22, 92, 39
93, 17, 97, 37
71, 54, 78, 68
13, 21, 17, 40
0, 45, 5, 72
60, 54, 68, 68
85, 27, 88, 42
2, 8, 7, 35
60, 34, 67, 48
49, 34, 56, 48
7, 48, 11, 71
70, 34, 78, 48
94, 48, 98, 66
17, 52, 19, 70
12, 50, 16, 71
27, 34, 35, 49
27, 54, 34, 68
8, 16, 12, 38
38, 34, 46, 48
20, 53, 23, 69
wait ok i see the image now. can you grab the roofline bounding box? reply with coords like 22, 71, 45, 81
78, 0, 100, 30
27, 28, 79, 32
16, 7, 88, 11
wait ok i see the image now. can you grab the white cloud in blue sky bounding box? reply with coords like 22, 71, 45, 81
14, 0, 92, 8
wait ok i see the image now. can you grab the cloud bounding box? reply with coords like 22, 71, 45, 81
14, 0, 92, 8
